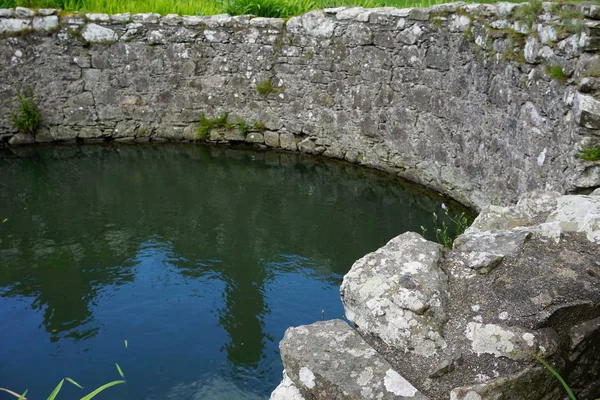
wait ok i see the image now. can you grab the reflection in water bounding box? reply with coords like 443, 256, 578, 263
0, 144, 468, 399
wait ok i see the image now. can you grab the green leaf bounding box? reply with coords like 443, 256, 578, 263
66, 377, 84, 389
115, 363, 125, 378
534, 355, 576, 400
80, 380, 126, 400
47, 379, 64, 400
0, 388, 28, 399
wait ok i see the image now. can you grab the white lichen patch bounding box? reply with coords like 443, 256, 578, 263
383, 369, 418, 397
299, 367, 316, 389
465, 322, 515, 357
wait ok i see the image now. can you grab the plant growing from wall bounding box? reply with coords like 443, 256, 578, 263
421, 203, 469, 249
513, 0, 543, 28
256, 78, 284, 96
197, 113, 266, 139
577, 146, 600, 162
545, 65, 568, 84
10, 86, 41, 136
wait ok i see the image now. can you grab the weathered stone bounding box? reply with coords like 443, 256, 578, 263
245, 132, 264, 144
280, 133, 297, 151
398, 23, 423, 44
0, 18, 31, 34
0, 9, 15, 17
546, 194, 600, 242
15, 6, 34, 18
8, 133, 35, 145
38, 9, 57, 16
264, 131, 280, 147
86, 13, 110, 22
270, 372, 305, 400
469, 205, 533, 231
32, 16, 58, 32
132, 13, 161, 24
110, 13, 131, 23
287, 11, 335, 38
342, 232, 447, 356
574, 92, 600, 130
280, 320, 428, 399
81, 23, 118, 43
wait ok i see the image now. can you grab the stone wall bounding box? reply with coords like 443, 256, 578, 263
1, 3, 600, 208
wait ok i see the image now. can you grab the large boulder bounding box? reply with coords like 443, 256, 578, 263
274, 191, 600, 400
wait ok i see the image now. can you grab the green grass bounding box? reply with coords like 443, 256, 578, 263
10, 86, 41, 136
256, 78, 284, 96
578, 146, 600, 162
545, 65, 568, 83
0, 0, 540, 18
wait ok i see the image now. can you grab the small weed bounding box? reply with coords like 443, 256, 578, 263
421, 203, 469, 249
198, 112, 230, 139
513, 0, 543, 28
256, 78, 283, 96
545, 64, 568, 83
251, 120, 266, 132
577, 146, 600, 162
10, 86, 41, 136
303, 51, 314, 60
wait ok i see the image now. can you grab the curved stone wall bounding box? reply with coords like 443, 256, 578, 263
1, 3, 600, 208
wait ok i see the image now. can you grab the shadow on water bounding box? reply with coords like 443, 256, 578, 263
0, 143, 471, 399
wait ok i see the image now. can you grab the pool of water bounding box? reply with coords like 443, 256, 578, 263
0, 143, 465, 399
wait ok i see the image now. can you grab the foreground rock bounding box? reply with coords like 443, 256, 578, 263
274, 191, 600, 399
277, 319, 428, 399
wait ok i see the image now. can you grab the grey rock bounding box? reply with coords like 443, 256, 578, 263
15, 6, 34, 17
270, 372, 305, 400
82, 23, 118, 43
0, 18, 31, 34
245, 132, 264, 144
280, 133, 298, 151
110, 13, 131, 23
341, 232, 447, 357
132, 13, 161, 24
574, 92, 600, 130
32, 16, 58, 32
264, 131, 280, 147
86, 13, 110, 22
8, 133, 35, 145
546, 195, 600, 242
0, 9, 15, 17
280, 320, 428, 399
38, 9, 57, 16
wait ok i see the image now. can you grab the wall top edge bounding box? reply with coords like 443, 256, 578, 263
0, 1, 599, 25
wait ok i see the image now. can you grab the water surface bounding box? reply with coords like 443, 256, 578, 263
0, 144, 462, 399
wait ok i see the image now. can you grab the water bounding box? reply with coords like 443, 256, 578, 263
0, 144, 464, 400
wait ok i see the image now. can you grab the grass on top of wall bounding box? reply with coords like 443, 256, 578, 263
1, 0, 534, 18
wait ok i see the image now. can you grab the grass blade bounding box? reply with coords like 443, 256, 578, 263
534, 355, 576, 400
115, 363, 125, 378
47, 379, 64, 400
0, 388, 27, 399
80, 380, 126, 400
124, 340, 128, 349
66, 377, 84, 389
17, 389, 28, 400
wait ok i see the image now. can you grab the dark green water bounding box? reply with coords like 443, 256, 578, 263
0, 144, 463, 399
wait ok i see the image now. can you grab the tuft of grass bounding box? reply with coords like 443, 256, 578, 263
513, 0, 543, 27
545, 65, 568, 83
10, 86, 41, 136
577, 146, 600, 162
198, 112, 230, 139
256, 78, 283, 96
